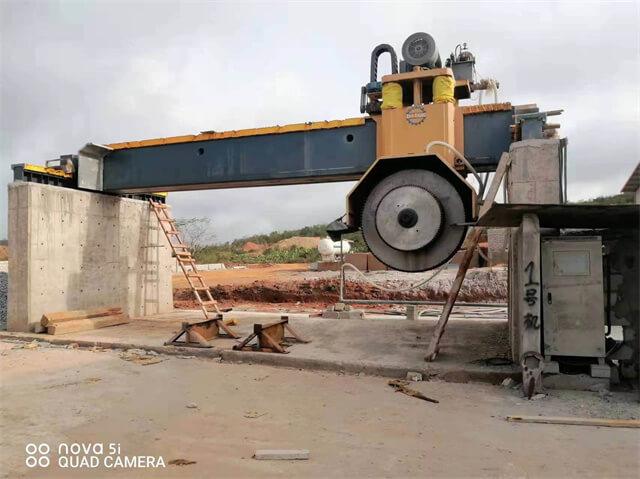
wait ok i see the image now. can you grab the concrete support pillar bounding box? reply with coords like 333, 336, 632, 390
508, 214, 543, 394
506, 139, 563, 393
8, 182, 174, 332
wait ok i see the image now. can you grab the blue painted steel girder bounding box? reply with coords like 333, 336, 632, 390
103, 121, 378, 193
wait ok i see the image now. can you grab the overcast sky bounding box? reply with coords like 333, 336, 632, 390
1, 1, 638, 242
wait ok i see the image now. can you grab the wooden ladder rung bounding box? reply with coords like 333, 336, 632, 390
149, 199, 218, 322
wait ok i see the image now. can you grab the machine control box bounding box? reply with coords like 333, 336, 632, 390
541, 236, 605, 358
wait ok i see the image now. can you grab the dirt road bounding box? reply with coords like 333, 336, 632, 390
1, 341, 638, 478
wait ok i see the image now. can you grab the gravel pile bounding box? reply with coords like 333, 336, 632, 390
0, 261, 7, 330
293, 266, 507, 297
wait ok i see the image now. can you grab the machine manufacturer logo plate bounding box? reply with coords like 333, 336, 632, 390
406, 105, 427, 125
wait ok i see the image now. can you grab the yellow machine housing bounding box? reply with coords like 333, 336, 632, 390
346, 67, 475, 230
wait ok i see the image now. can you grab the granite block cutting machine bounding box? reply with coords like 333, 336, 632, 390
12, 32, 532, 272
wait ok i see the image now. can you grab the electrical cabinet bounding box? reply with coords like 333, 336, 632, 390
541, 237, 605, 358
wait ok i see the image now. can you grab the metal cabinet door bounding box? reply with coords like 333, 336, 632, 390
541, 238, 605, 357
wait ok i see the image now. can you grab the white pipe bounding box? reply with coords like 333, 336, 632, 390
425, 140, 485, 198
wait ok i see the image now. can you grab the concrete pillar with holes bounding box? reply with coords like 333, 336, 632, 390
8, 181, 174, 332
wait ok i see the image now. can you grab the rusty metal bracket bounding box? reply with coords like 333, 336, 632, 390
233, 316, 310, 354
165, 314, 240, 348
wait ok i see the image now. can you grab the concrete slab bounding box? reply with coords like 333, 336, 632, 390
0, 309, 518, 384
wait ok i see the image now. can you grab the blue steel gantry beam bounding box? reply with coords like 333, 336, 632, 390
100, 107, 512, 193
12, 109, 513, 194
103, 119, 377, 193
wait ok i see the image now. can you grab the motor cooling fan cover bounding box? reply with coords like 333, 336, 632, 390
361, 169, 468, 272
401, 32, 439, 68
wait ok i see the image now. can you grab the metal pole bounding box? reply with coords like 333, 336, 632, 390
339, 239, 345, 302
341, 298, 506, 307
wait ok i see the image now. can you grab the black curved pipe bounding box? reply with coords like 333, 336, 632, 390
370, 44, 398, 83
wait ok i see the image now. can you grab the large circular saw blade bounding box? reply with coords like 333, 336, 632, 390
361, 169, 468, 272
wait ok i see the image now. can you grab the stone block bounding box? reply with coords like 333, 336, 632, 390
367, 254, 388, 271
345, 253, 368, 271
590, 363, 611, 379
317, 261, 341, 272
322, 304, 364, 319
254, 450, 309, 460
508, 139, 561, 204
406, 305, 419, 321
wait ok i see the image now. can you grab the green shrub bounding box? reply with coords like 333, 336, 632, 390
194, 245, 321, 264
191, 223, 369, 264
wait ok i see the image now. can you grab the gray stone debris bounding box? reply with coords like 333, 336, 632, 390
530, 393, 547, 401
501, 377, 515, 388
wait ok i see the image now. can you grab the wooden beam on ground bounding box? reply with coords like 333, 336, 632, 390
41, 307, 122, 327
425, 153, 511, 362
47, 314, 129, 335
506, 415, 640, 429
253, 450, 310, 460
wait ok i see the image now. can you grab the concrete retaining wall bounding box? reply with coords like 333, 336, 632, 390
8, 182, 173, 332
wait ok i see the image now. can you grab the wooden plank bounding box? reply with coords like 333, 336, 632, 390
459, 102, 512, 116
47, 314, 130, 335
506, 415, 640, 429
425, 153, 511, 361
41, 307, 122, 327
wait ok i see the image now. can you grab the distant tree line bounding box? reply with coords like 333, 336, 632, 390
172, 220, 369, 264
575, 193, 634, 205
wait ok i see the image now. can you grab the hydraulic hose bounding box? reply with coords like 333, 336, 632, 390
370, 44, 398, 83
425, 140, 485, 199
341, 259, 450, 294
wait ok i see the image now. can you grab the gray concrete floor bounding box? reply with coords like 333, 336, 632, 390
1, 310, 517, 383
1, 343, 638, 478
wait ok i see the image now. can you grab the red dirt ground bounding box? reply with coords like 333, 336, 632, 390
172, 263, 506, 311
